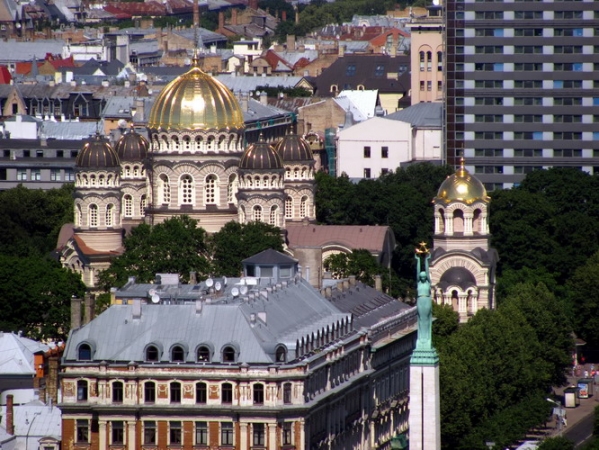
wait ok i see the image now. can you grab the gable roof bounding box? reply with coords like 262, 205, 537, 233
384, 101, 443, 128
314, 54, 410, 97
242, 248, 297, 265
0, 332, 49, 376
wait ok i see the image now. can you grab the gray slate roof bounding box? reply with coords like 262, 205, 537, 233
242, 248, 297, 265
0, 40, 65, 63
40, 121, 98, 140
384, 101, 442, 128
64, 278, 351, 364
215, 74, 305, 94
0, 332, 49, 376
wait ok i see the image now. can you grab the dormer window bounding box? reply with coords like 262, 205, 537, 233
222, 346, 236, 362
78, 343, 92, 361
197, 346, 211, 362
276, 346, 287, 362
171, 346, 185, 362
146, 345, 159, 362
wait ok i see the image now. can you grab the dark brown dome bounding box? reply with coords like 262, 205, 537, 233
239, 136, 283, 170
115, 128, 150, 162
275, 133, 313, 162
76, 134, 120, 169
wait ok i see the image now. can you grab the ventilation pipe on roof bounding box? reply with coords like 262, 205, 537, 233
325, 286, 332, 298
189, 271, 197, 285
71, 297, 82, 330
195, 299, 203, 315
336, 281, 344, 292
349, 275, 357, 286
375, 275, 382, 292
343, 279, 350, 291
132, 298, 142, 319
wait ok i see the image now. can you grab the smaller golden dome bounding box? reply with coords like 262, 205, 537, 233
147, 63, 244, 132
115, 127, 150, 162
275, 132, 314, 162
76, 134, 120, 169
240, 135, 283, 171
435, 158, 489, 204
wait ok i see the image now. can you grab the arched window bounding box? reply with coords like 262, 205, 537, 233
183, 136, 191, 151
90, 175, 96, 186
76, 205, 82, 226
89, 204, 98, 227
285, 167, 291, 179
146, 345, 159, 362
171, 345, 185, 362
106, 204, 114, 226
159, 174, 170, 204
300, 196, 308, 218
276, 346, 287, 362
419, 51, 425, 71
301, 167, 307, 178
473, 209, 482, 233
254, 175, 261, 187
98, 175, 105, 186
253, 383, 264, 404
123, 195, 133, 217
453, 209, 464, 233
78, 344, 92, 360
77, 380, 88, 401
207, 136, 215, 151
263, 176, 269, 187
253, 205, 262, 222
205, 175, 217, 204
437, 51, 443, 70
197, 346, 211, 362
293, 168, 299, 179
180, 174, 194, 204
196, 382, 207, 404
140, 194, 147, 213
285, 197, 293, 219
124, 165, 131, 177
222, 346, 236, 362
227, 174, 237, 203
426, 51, 432, 71
270, 205, 278, 225
133, 166, 139, 177
112, 381, 123, 403
240, 206, 246, 223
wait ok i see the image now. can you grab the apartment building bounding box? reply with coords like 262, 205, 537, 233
445, 0, 599, 189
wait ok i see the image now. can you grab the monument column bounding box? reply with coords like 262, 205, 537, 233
409, 242, 441, 450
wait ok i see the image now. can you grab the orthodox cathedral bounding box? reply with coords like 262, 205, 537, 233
59, 56, 317, 288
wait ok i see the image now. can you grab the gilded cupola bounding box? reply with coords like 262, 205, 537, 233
275, 132, 314, 162
115, 127, 150, 162
435, 158, 489, 204
147, 61, 245, 133
76, 134, 120, 169
239, 135, 283, 170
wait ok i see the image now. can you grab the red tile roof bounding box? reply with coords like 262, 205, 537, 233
0, 66, 11, 84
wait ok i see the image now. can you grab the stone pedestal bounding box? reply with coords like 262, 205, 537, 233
409, 352, 441, 450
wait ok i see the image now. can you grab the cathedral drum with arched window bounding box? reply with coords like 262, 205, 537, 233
429, 159, 499, 323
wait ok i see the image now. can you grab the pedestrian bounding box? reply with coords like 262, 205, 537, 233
563, 416, 568, 428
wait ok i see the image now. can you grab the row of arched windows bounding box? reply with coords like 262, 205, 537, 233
419, 50, 443, 72
123, 165, 144, 178
284, 166, 312, 180
243, 174, 282, 189
77, 173, 117, 188
122, 194, 147, 218
77, 203, 117, 228
157, 174, 237, 206
77, 342, 287, 364
154, 133, 240, 153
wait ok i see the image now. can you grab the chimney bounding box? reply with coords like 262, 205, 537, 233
218, 11, 224, 30
349, 275, 357, 286
6, 395, 14, 435
132, 298, 142, 319
259, 91, 267, 105
196, 299, 203, 314
375, 275, 382, 292
190, 271, 197, 284
282, 10, 286, 21
338, 44, 345, 57
83, 293, 94, 325
295, 7, 299, 24
257, 311, 267, 324
343, 279, 350, 291
241, 92, 249, 112
325, 286, 332, 298
286, 34, 296, 52
232, 9, 238, 26
47, 355, 60, 405
71, 297, 82, 329
336, 281, 344, 292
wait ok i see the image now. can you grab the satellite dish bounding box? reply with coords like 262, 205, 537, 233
151, 294, 160, 304
117, 119, 128, 128
231, 287, 240, 297
215, 281, 222, 291
240, 285, 248, 295
148, 288, 156, 296
206, 278, 214, 288
223, 276, 227, 286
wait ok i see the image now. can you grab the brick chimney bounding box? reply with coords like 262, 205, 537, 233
71, 297, 82, 330
281, 10, 286, 22
218, 11, 224, 30
6, 394, 14, 435
83, 293, 95, 325
232, 9, 238, 26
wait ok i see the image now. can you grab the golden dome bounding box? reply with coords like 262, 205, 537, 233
435, 158, 489, 204
76, 134, 120, 169
240, 135, 283, 171
147, 63, 244, 132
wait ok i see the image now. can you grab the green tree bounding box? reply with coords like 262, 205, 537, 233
567, 250, 599, 350
432, 303, 459, 351
0, 184, 74, 257
98, 216, 211, 289
537, 436, 575, 450
0, 255, 85, 340
323, 249, 386, 284
210, 221, 284, 277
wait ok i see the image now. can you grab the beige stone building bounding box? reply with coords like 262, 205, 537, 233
429, 160, 498, 322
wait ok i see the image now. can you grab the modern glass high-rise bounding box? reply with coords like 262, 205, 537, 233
445, 0, 599, 189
